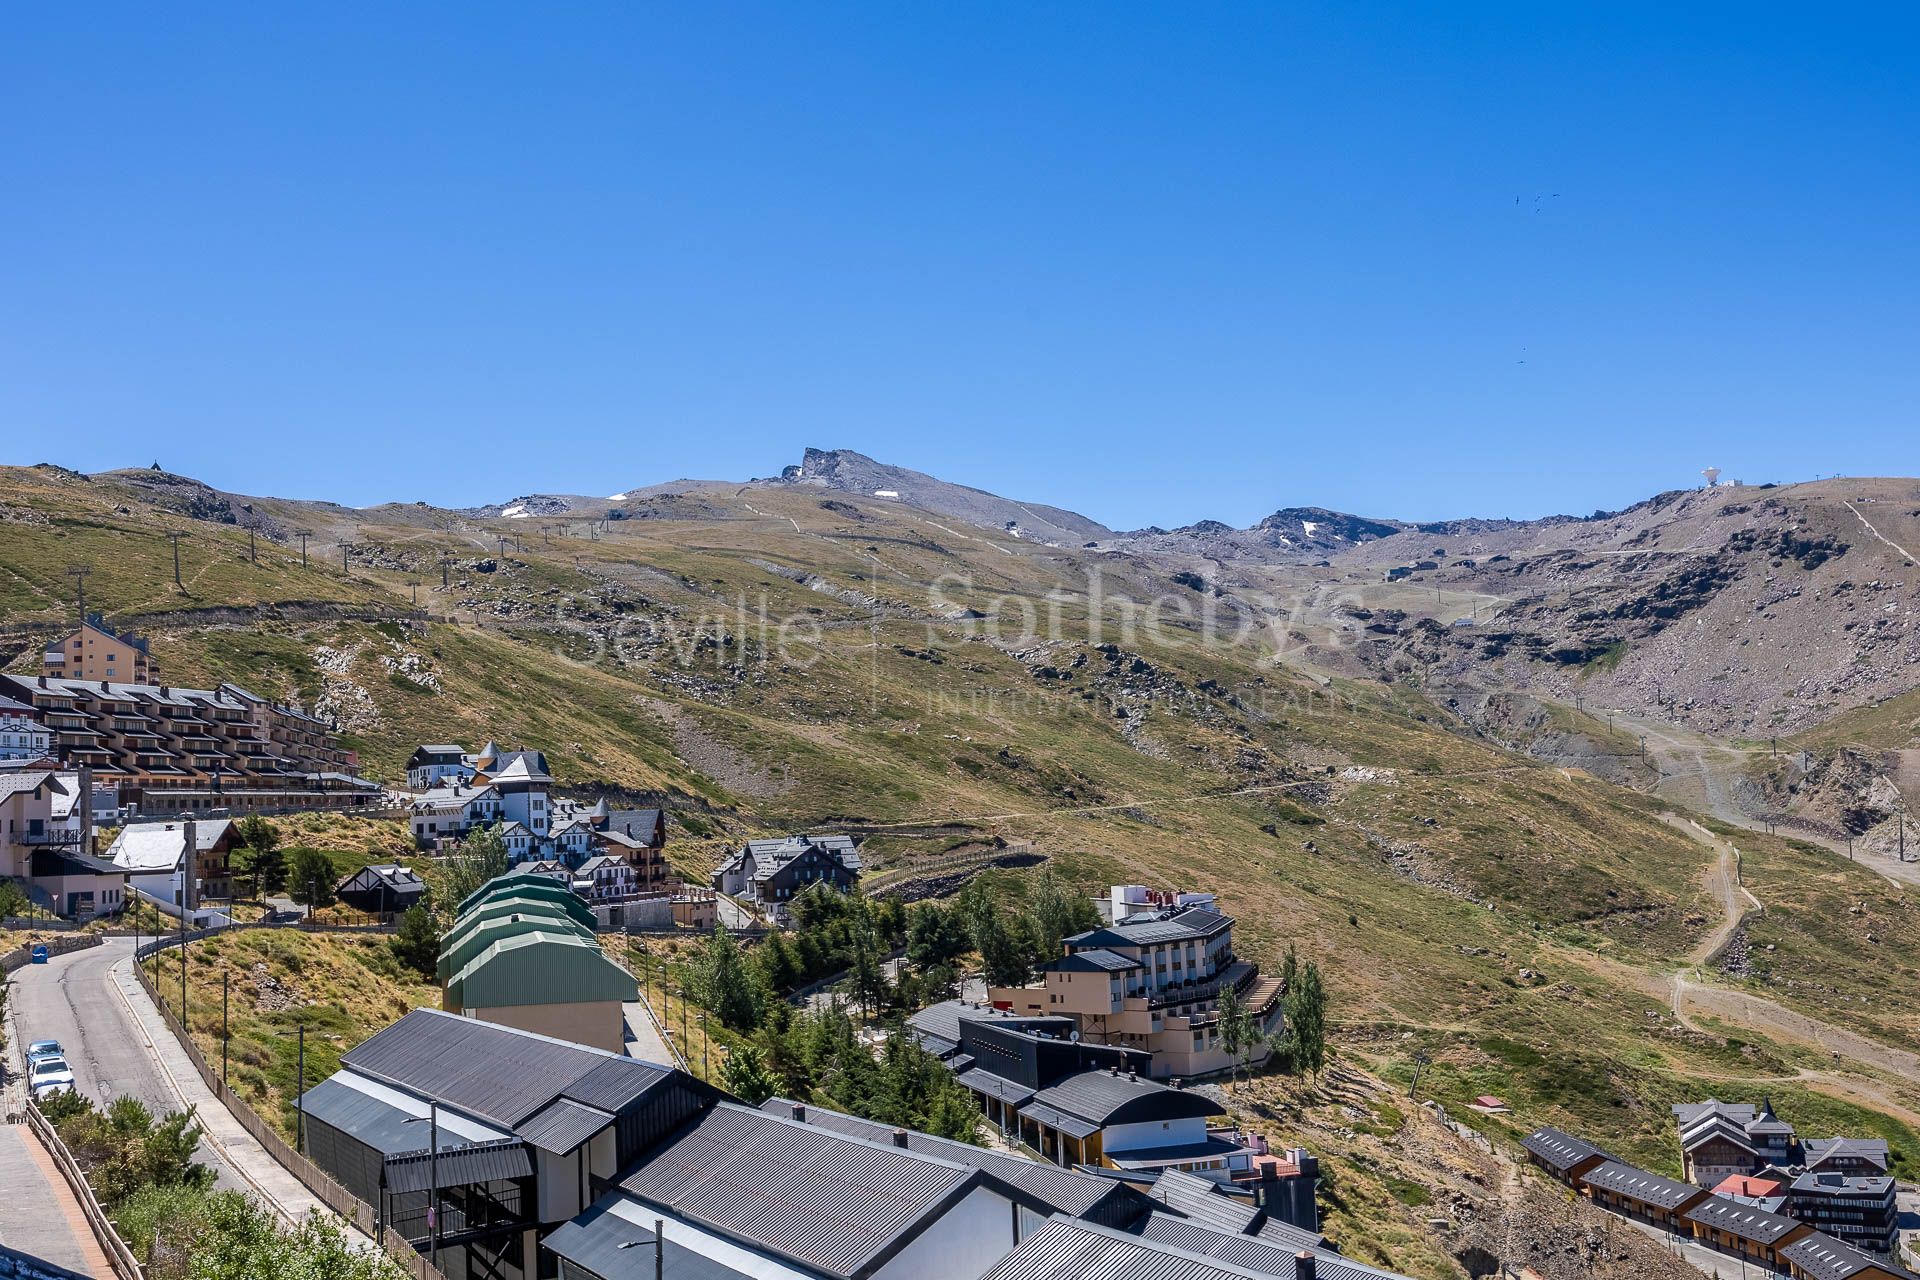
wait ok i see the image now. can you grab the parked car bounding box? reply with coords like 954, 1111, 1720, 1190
28, 1055, 75, 1099
25, 1039, 64, 1068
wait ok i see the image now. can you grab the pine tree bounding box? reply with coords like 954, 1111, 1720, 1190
1287, 960, 1328, 1082
972, 908, 1031, 988
702, 926, 764, 1031
720, 1045, 778, 1106
388, 905, 439, 978
287, 848, 336, 909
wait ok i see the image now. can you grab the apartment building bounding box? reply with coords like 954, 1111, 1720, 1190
987, 886, 1284, 1080
42, 616, 159, 684
0, 694, 52, 761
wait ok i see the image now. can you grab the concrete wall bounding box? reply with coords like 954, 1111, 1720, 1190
464, 1001, 626, 1053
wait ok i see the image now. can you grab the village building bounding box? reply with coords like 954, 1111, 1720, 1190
1520, 1126, 1612, 1186
409, 780, 503, 848
712, 833, 861, 918
403, 743, 477, 789
42, 615, 160, 684
440, 872, 636, 1051
1579, 1160, 1709, 1232
986, 887, 1284, 1080
1684, 1195, 1815, 1270
1785, 1171, 1899, 1256
335, 863, 427, 917
907, 1000, 1252, 1181
105, 815, 238, 908
1803, 1137, 1891, 1177
1674, 1098, 1798, 1186
1780, 1234, 1920, 1280
1712, 1173, 1789, 1212
0, 694, 52, 761
0, 670, 374, 814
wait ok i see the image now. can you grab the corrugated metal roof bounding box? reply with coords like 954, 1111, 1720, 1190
1132, 1212, 1411, 1280
384, 1139, 533, 1193
1046, 949, 1142, 973
1780, 1231, 1920, 1280
958, 1069, 1037, 1108
1146, 1170, 1260, 1234
345, 1009, 636, 1127
983, 1217, 1274, 1280
518, 1098, 616, 1155
542, 1199, 756, 1280
1519, 1126, 1610, 1173
1583, 1160, 1705, 1211
298, 1076, 490, 1157
617, 1103, 985, 1279
1018, 1101, 1101, 1141
760, 1099, 1142, 1223
447, 931, 638, 1010
567, 1056, 675, 1110
1682, 1193, 1805, 1243
1027, 1071, 1220, 1128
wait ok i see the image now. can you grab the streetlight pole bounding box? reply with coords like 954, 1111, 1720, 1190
699, 1013, 708, 1079
222, 969, 230, 1085
296, 1024, 307, 1154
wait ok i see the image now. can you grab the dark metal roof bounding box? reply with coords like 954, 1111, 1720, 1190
958, 1068, 1037, 1109
343, 1009, 665, 1129
616, 1103, 987, 1279
1019, 1101, 1101, 1141
1519, 1126, 1611, 1174
297, 1076, 489, 1157
384, 1139, 532, 1193
758, 1099, 1145, 1224
1027, 1070, 1221, 1128
1802, 1136, 1891, 1168
1064, 908, 1233, 949
1132, 1213, 1406, 1280
1046, 949, 1141, 973
1780, 1231, 1920, 1280
1146, 1170, 1259, 1234
518, 1098, 616, 1155
1583, 1161, 1706, 1211
1683, 1193, 1807, 1244
542, 1198, 754, 1280
985, 1217, 1265, 1280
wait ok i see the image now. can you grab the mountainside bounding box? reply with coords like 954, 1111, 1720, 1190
768, 447, 1114, 544
4, 457, 1920, 1275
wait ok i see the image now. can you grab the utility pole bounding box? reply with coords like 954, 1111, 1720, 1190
1409, 1050, 1431, 1098
222, 969, 230, 1085
66, 563, 92, 620
298, 532, 310, 568
341, 543, 349, 574
166, 531, 187, 590
407, 580, 420, 606
248, 527, 257, 563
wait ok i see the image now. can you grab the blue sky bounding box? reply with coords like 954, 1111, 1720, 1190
3, 4, 1915, 528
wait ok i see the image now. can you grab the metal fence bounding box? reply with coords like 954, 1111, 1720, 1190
130, 937, 448, 1280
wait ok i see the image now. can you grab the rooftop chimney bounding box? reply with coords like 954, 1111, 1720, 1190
891, 1128, 909, 1148
1294, 1252, 1316, 1280
790, 1103, 807, 1123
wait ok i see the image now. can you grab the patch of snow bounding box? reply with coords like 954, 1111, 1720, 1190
1301, 520, 1320, 537
608, 492, 629, 501
873, 489, 900, 499
500, 504, 527, 519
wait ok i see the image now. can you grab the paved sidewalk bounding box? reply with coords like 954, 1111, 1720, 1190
0, 1123, 114, 1278
622, 1000, 677, 1066
107, 954, 375, 1247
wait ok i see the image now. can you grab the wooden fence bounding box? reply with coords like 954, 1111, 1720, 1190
23, 1106, 145, 1280
130, 940, 447, 1280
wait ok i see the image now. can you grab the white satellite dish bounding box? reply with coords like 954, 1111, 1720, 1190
1701, 467, 1721, 488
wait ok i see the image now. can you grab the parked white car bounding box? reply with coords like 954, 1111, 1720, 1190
28, 1055, 75, 1100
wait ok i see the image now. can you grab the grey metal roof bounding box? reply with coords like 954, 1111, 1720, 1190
985, 1217, 1269, 1280
1520, 1126, 1610, 1173
1046, 949, 1142, 973
1582, 1161, 1705, 1211
1132, 1213, 1406, 1280
384, 1139, 533, 1193
297, 1076, 489, 1157
1780, 1231, 1920, 1280
1802, 1136, 1891, 1168
616, 1103, 986, 1279
518, 1098, 616, 1155
1027, 1070, 1221, 1128
958, 1068, 1037, 1108
1789, 1170, 1894, 1197
1682, 1193, 1804, 1243
542, 1198, 755, 1280
1065, 908, 1232, 949
1017, 1102, 1102, 1141
343, 1009, 663, 1129
758, 1099, 1144, 1223
1146, 1170, 1260, 1234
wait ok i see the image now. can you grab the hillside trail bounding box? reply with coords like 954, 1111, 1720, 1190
1662, 814, 1762, 967
1845, 499, 1920, 566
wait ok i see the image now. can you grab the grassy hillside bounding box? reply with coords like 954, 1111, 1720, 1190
7, 463, 1920, 1270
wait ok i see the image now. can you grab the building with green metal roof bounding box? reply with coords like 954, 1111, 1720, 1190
439, 872, 638, 1052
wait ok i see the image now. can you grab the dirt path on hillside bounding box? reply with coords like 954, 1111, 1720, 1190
1664, 814, 1762, 967
1845, 499, 1920, 566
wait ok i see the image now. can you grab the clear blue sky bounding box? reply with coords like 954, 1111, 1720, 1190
3, 4, 1915, 528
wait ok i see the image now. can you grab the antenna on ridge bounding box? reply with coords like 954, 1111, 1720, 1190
1701, 467, 1721, 489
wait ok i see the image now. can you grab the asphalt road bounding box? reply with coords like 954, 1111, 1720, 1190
8, 938, 245, 1193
